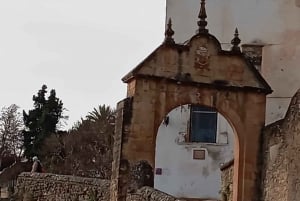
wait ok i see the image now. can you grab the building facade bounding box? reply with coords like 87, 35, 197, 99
166, 0, 300, 124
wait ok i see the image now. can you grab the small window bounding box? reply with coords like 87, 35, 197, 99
189, 105, 217, 143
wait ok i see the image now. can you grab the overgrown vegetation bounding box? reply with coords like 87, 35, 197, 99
40, 104, 115, 179
1, 84, 114, 179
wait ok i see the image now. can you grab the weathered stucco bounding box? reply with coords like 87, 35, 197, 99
123, 35, 271, 93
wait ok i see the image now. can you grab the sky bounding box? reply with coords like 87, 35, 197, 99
0, 1, 166, 128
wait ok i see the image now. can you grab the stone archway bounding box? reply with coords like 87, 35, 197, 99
111, 83, 268, 201
110, 1, 272, 200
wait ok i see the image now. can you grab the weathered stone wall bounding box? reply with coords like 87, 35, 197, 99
110, 98, 133, 201
220, 160, 234, 201
261, 89, 300, 201
261, 119, 287, 201
15, 172, 179, 201
127, 186, 178, 201
118, 75, 267, 201
15, 172, 110, 201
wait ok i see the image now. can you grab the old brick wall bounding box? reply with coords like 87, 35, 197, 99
15, 172, 110, 201
261, 89, 300, 201
220, 160, 234, 201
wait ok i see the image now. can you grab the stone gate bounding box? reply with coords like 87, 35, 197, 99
110, 1, 272, 201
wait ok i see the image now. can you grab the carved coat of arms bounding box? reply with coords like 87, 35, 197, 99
194, 46, 210, 70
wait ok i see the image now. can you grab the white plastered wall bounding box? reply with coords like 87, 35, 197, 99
154, 105, 234, 199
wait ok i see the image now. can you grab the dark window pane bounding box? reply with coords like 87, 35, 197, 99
190, 105, 217, 143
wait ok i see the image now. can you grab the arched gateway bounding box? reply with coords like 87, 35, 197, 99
110, 1, 272, 201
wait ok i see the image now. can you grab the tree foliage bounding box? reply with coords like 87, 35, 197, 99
22, 85, 66, 159
41, 104, 115, 179
86, 105, 114, 123
0, 104, 23, 168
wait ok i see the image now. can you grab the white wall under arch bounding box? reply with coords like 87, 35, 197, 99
154, 104, 234, 199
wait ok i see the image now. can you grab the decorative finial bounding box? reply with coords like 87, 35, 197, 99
197, 0, 208, 34
164, 18, 175, 45
231, 28, 241, 53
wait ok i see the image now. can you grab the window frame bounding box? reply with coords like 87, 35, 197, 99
188, 105, 218, 144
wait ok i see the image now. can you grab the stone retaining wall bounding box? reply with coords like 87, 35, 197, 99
15, 172, 179, 201
261, 89, 300, 201
15, 172, 110, 201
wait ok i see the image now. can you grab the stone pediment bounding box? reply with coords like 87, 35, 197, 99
122, 33, 272, 94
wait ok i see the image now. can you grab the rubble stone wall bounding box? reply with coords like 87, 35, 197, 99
261, 89, 300, 201
261, 119, 287, 201
15, 172, 178, 201
15, 172, 110, 201
218, 90, 300, 201
127, 186, 178, 201
220, 160, 234, 201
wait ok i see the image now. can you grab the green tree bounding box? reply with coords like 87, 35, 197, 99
22, 85, 66, 159
40, 104, 115, 179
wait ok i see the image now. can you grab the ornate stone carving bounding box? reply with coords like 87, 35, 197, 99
194, 46, 210, 70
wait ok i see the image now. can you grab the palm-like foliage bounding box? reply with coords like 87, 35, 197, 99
86, 105, 114, 123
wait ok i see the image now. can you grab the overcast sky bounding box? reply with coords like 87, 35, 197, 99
0, 1, 166, 128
